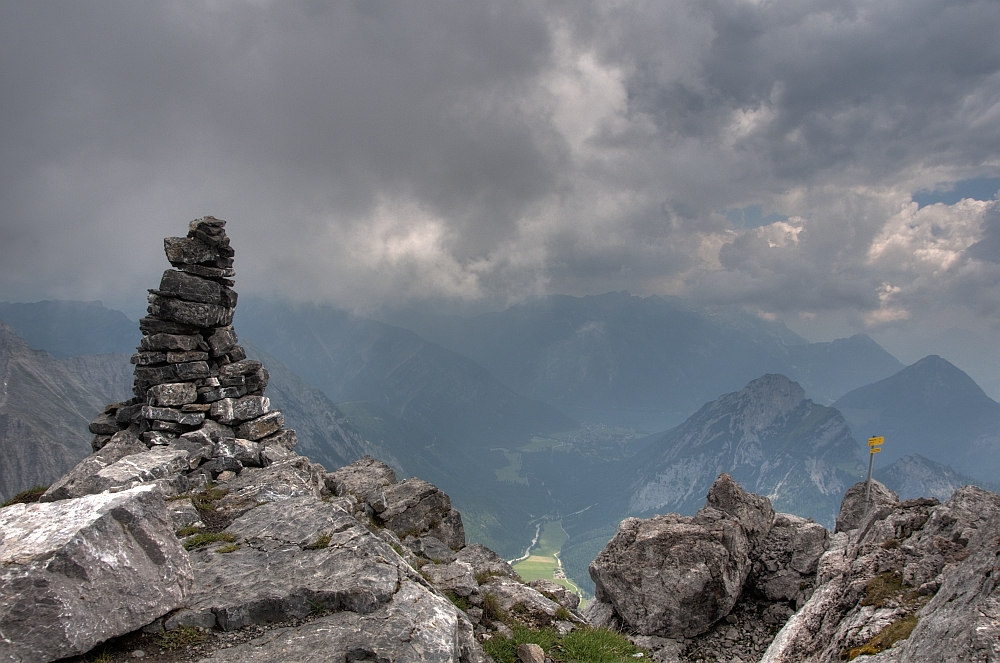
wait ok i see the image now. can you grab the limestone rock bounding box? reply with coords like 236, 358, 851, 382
456, 543, 519, 581
0, 485, 192, 662
528, 578, 581, 610
517, 643, 546, 663
589, 474, 774, 638
41, 430, 148, 501
421, 560, 479, 598
181, 497, 411, 630
379, 477, 466, 549
835, 478, 898, 533
479, 575, 566, 627
195, 581, 486, 663
761, 483, 1000, 663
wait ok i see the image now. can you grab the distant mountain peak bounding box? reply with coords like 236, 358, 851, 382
734, 374, 806, 430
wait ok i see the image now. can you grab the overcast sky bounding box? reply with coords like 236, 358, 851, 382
2, 1, 1000, 392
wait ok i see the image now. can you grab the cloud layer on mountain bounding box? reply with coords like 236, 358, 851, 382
2, 1, 999, 378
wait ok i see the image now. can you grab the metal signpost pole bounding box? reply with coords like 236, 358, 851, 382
864, 436, 884, 516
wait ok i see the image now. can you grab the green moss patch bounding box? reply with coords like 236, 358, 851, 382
2, 485, 49, 507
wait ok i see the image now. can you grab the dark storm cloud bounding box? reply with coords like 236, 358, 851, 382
1, 0, 999, 349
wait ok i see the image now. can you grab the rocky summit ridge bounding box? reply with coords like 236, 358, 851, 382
2, 217, 998, 663
0, 218, 584, 663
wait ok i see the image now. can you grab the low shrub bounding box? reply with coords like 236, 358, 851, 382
2, 485, 49, 507
182, 532, 236, 551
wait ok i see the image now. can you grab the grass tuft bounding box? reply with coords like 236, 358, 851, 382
304, 534, 331, 550
176, 525, 201, 537
182, 532, 236, 550
843, 613, 918, 660
445, 591, 472, 612
484, 625, 643, 663
215, 543, 239, 553
157, 625, 207, 650
482, 592, 508, 624
2, 485, 49, 507
861, 571, 907, 607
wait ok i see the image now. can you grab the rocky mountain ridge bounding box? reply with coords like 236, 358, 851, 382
834, 354, 1000, 484
585, 474, 1000, 663
629, 374, 864, 527
0, 217, 586, 663
0, 321, 133, 501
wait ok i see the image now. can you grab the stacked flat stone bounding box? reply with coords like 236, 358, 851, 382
88, 216, 296, 481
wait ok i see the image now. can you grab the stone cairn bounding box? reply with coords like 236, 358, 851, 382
88, 216, 295, 482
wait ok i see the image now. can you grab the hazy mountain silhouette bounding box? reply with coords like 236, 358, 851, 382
834, 355, 1000, 484
384, 292, 902, 429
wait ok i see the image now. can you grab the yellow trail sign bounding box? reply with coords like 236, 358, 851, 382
868, 436, 884, 447
870, 447, 881, 453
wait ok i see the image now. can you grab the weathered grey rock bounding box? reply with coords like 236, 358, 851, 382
213, 437, 263, 467
148, 294, 234, 328
260, 428, 298, 451
164, 236, 220, 265
590, 474, 774, 638
886, 511, 1000, 662
88, 412, 119, 435
835, 479, 899, 533
218, 359, 263, 380
234, 410, 284, 440
479, 575, 564, 626
761, 484, 1000, 663
142, 405, 205, 427
141, 332, 202, 352
131, 351, 168, 366
326, 456, 397, 512
407, 535, 457, 563
517, 643, 546, 663
379, 478, 466, 550
158, 269, 237, 307
41, 430, 148, 501
138, 316, 200, 336
214, 456, 325, 510
207, 326, 238, 356
422, 560, 479, 598
91, 447, 195, 498
750, 513, 828, 609
173, 359, 211, 381
456, 543, 518, 581
210, 395, 269, 425
590, 510, 753, 638
182, 497, 411, 631
528, 578, 580, 610
198, 384, 247, 403
195, 581, 486, 663
706, 472, 775, 553
148, 382, 198, 407
133, 364, 181, 390
167, 497, 204, 531
0, 485, 192, 663
166, 350, 209, 363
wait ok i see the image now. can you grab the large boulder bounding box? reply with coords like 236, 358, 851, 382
834, 478, 898, 533
588, 474, 775, 638
378, 478, 466, 550
195, 581, 487, 663
178, 495, 409, 630
761, 485, 1000, 663
0, 485, 192, 662
40, 430, 148, 501
749, 513, 829, 609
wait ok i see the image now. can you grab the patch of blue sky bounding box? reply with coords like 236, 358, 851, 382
725, 205, 789, 229
912, 176, 1000, 208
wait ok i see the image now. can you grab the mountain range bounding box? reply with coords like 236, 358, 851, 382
0, 320, 133, 501
834, 354, 1000, 484
4, 296, 998, 596
382, 292, 904, 429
